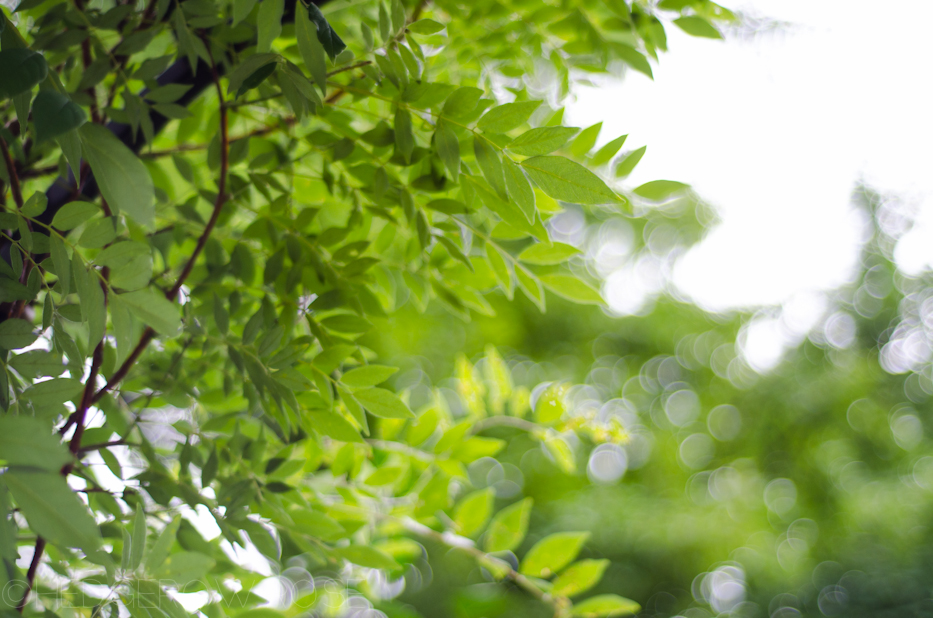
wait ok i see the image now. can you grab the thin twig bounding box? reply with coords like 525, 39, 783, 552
15, 537, 46, 613
0, 137, 23, 209
92, 45, 231, 404
401, 519, 558, 608
77, 439, 137, 453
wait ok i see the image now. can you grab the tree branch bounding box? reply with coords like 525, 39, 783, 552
92, 48, 230, 404
15, 537, 46, 613
0, 136, 23, 209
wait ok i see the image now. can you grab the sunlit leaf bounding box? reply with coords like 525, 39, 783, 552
519, 531, 588, 578
571, 595, 640, 617
522, 156, 620, 204
484, 497, 533, 552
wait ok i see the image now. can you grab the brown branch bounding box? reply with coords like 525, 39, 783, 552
91, 328, 154, 405
328, 60, 373, 77
0, 136, 24, 209
18, 164, 59, 180
166, 49, 229, 302
15, 537, 46, 613
92, 47, 231, 404
411, 0, 430, 22
79, 36, 101, 124
139, 122, 293, 159
77, 439, 137, 453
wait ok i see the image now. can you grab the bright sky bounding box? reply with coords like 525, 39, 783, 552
569, 0, 933, 314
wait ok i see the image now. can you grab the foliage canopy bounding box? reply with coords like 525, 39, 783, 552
0, 0, 735, 617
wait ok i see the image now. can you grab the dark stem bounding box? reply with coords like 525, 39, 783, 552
92, 49, 230, 403
15, 537, 46, 613
0, 137, 23, 209
77, 439, 136, 453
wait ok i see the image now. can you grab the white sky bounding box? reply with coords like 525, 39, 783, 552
569, 0, 933, 314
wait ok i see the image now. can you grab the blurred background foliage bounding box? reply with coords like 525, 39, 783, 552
369, 184, 933, 618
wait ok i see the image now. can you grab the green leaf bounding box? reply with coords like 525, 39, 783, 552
296, 6, 326, 94
503, 157, 535, 222
615, 44, 653, 79
289, 509, 345, 541
116, 289, 180, 336
79, 123, 154, 227
354, 387, 415, 419
521, 156, 620, 204
51, 201, 98, 230
152, 551, 215, 586
633, 179, 689, 200
341, 365, 398, 388
0, 48, 47, 99
226, 53, 279, 97
395, 106, 414, 163
518, 242, 580, 265
307, 410, 363, 443
591, 134, 628, 167
239, 62, 277, 98
507, 127, 578, 156
407, 19, 444, 34
534, 384, 564, 425
21, 191, 47, 217
0, 318, 38, 350
378, 1, 391, 43
97, 242, 152, 291
454, 488, 494, 537
312, 344, 356, 374
130, 507, 146, 570
477, 101, 541, 134
78, 217, 116, 248
144, 517, 179, 572
256, 0, 283, 53
50, 234, 70, 296
426, 198, 469, 215
552, 559, 610, 598
486, 244, 513, 299
94, 241, 150, 267
571, 122, 602, 158
571, 594, 640, 617
2, 469, 101, 553
515, 265, 545, 312
540, 274, 603, 305
232, 0, 257, 25
474, 135, 506, 198
614, 146, 646, 177
335, 546, 400, 571
364, 466, 402, 486
390, 0, 405, 33
435, 120, 460, 182
320, 314, 372, 334
519, 531, 589, 577
307, 3, 346, 61
21, 378, 83, 408
57, 129, 83, 177
673, 16, 722, 39
0, 416, 71, 471
9, 350, 64, 379
443, 87, 483, 119
463, 174, 543, 240
32, 91, 87, 143
484, 497, 533, 552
